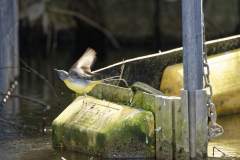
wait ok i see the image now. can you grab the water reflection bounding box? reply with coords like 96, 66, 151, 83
0, 51, 89, 159
208, 114, 240, 159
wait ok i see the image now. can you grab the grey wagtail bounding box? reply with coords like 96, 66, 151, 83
54, 48, 101, 97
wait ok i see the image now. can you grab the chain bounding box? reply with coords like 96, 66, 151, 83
202, 14, 224, 140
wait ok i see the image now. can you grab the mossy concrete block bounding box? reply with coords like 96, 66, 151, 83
131, 90, 155, 114
89, 83, 132, 106
52, 96, 155, 158
89, 83, 155, 114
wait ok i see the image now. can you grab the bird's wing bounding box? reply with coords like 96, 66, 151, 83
69, 48, 98, 78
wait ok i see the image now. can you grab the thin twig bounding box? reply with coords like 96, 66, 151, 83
117, 59, 124, 86
117, 59, 129, 88
98, 59, 129, 88
0, 66, 19, 70
1, 93, 50, 108
101, 76, 120, 81
0, 66, 30, 72
17, 57, 61, 108
0, 117, 15, 125
213, 146, 226, 157
119, 78, 129, 88
0, 117, 25, 131
47, 6, 120, 49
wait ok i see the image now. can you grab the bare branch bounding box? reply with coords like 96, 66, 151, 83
0, 117, 15, 125
47, 6, 120, 49
117, 59, 129, 88
117, 59, 124, 86
0, 66, 30, 72
17, 56, 61, 108
1, 92, 50, 109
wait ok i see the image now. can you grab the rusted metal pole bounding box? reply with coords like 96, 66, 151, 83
182, 0, 203, 159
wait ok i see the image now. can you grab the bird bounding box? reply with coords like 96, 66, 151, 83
54, 48, 101, 100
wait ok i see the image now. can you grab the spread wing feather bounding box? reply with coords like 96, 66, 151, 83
69, 48, 98, 78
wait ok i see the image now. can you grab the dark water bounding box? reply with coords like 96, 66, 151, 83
208, 114, 240, 159
0, 49, 152, 160
0, 51, 98, 160
1, 50, 240, 159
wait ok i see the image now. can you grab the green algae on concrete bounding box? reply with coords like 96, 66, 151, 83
52, 96, 155, 158
130, 90, 155, 114
62, 82, 206, 159
89, 83, 132, 106
77, 83, 156, 116
89, 83, 156, 114
87, 83, 192, 159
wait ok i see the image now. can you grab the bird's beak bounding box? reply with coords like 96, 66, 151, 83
54, 68, 58, 72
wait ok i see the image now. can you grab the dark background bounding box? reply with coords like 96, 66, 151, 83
19, 0, 240, 69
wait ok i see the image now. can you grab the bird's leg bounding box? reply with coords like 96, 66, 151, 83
83, 93, 88, 105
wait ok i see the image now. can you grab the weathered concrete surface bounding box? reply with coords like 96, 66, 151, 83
155, 95, 190, 160
160, 48, 240, 117
52, 96, 155, 158
196, 90, 208, 159
180, 90, 190, 156
159, 97, 173, 158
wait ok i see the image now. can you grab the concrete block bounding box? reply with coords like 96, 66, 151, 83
52, 96, 155, 158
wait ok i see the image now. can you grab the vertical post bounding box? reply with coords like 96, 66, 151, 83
0, 0, 19, 99
182, 0, 203, 159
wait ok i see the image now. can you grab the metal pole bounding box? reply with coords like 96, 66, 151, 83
182, 0, 203, 159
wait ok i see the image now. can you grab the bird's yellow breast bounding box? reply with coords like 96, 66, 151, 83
63, 78, 100, 94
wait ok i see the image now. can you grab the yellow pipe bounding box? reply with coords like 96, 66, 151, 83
160, 48, 240, 116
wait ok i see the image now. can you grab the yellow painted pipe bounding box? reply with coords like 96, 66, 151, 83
160, 48, 240, 116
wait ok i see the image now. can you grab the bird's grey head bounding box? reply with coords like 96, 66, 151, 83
54, 69, 69, 81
